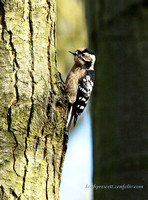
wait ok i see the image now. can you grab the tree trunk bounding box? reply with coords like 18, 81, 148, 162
0, 1, 68, 199
85, 0, 148, 199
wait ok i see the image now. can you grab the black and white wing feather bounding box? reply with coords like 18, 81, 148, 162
66, 70, 95, 130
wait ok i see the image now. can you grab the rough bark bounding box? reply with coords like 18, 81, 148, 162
0, 0, 68, 199
85, 0, 148, 199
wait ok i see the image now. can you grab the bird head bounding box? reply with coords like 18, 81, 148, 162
69, 48, 96, 69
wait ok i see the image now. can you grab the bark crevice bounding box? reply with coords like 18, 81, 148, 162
10, 188, 20, 199
28, 0, 34, 70
0, 185, 5, 200
27, 70, 35, 137
52, 145, 56, 199
8, 30, 20, 69
22, 137, 29, 194
0, 2, 6, 42
12, 129, 19, 177
46, 0, 51, 21
47, 21, 54, 92
7, 103, 20, 177
45, 157, 49, 200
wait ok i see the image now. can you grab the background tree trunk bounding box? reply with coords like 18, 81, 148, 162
0, 0, 68, 199
85, 0, 148, 199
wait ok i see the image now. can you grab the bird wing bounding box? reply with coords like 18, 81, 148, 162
73, 70, 95, 125
66, 70, 95, 130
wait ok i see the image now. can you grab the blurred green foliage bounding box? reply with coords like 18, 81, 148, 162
57, 0, 88, 77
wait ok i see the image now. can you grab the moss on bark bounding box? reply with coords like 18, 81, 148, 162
0, 1, 68, 199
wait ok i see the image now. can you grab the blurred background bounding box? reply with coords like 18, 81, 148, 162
57, 0, 148, 200
57, 1, 92, 199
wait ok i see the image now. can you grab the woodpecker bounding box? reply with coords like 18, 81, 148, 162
65, 48, 96, 131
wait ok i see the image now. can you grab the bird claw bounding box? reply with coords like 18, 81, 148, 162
57, 72, 65, 86
55, 72, 66, 88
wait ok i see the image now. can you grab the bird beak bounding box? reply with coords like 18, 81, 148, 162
69, 51, 77, 56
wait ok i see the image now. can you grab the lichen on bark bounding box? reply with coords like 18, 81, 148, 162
0, 0, 68, 199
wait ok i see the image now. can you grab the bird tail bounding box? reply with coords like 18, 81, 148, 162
73, 114, 78, 127
66, 105, 73, 131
